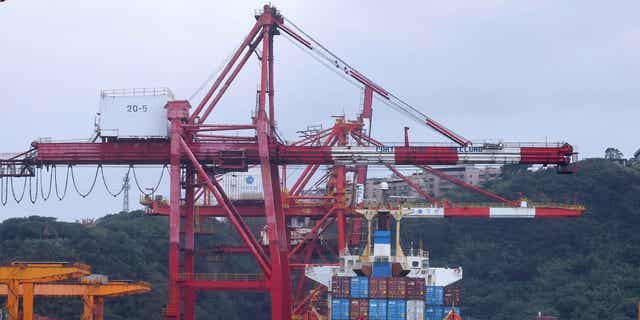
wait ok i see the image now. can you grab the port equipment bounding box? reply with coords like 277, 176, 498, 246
0, 5, 584, 320
0, 262, 90, 320
0, 279, 151, 320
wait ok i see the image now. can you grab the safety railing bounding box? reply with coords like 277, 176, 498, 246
101, 87, 174, 99
397, 201, 584, 210
368, 140, 570, 148
178, 273, 265, 281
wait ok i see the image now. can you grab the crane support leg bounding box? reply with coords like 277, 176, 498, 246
22, 283, 34, 320
257, 23, 291, 320
82, 295, 94, 320
6, 280, 19, 320
94, 297, 104, 320
335, 165, 347, 253
167, 101, 188, 320
183, 168, 196, 320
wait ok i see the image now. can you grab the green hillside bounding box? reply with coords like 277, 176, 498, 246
1, 159, 639, 319
402, 159, 640, 320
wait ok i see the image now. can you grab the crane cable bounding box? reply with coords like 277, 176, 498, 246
54, 165, 71, 201
28, 171, 38, 204
0, 176, 7, 206
0, 164, 167, 204
10, 175, 27, 203
39, 166, 54, 201
70, 165, 100, 198
282, 16, 464, 143
188, 37, 247, 103
131, 164, 168, 196
100, 165, 131, 197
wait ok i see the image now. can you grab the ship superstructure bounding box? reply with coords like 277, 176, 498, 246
306, 208, 463, 320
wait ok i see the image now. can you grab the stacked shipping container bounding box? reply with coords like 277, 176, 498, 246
387, 300, 406, 320
443, 287, 461, 306
333, 276, 352, 297
350, 299, 369, 320
424, 286, 462, 320
369, 299, 387, 320
331, 275, 461, 320
332, 275, 456, 320
332, 298, 350, 320
351, 277, 369, 298
406, 300, 425, 320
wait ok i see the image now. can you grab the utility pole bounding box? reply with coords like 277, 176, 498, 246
122, 173, 130, 213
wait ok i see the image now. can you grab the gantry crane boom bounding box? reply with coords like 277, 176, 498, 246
0, 281, 151, 320
26, 140, 574, 167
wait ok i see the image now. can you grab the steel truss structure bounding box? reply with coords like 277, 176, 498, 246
0, 5, 584, 320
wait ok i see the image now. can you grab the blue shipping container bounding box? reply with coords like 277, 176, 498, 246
425, 306, 438, 320
350, 277, 369, 298
373, 231, 391, 244
425, 286, 444, 305
372, 262, 392, 278
387, 299, 406, 320
331, 298, 350, 320
368, 299, 387, 320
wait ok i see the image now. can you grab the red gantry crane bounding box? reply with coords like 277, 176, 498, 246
0, 5, 583, 320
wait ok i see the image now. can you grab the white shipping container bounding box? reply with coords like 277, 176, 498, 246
99, 88, 173, 139
406, 300, 424, 320
218, 167, 263, 200
81, 274, 109, 284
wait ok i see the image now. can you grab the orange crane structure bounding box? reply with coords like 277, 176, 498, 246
0, 279, 151, 320
0, 262, 90, 320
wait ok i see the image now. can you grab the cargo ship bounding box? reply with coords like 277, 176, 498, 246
305, 209, 464, 320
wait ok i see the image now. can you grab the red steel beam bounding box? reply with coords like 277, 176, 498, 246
288, 206, 336, 258
334, 125, 348, 254
179, 137, 272, 277
183, 168, 196, 320
291, 127, 334, 147
180, 280, 268, 292
188, 21, 262, 124
418, 165, 514, 205
167, 102, 186, 319
197, 32, 264, 126
292, 286, 327, 316
145, 201, 337, 217
289, 133, 338, 195
33, 141, 575, 166
405, 206, 584, 218
256, 21, 291, 320
385, 164, 437, 204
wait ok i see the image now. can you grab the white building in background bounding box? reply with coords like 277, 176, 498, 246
365, 166, 502, 203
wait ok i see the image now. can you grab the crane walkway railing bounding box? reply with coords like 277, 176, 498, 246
178, 273, 265, 282
395, 201, 585, 210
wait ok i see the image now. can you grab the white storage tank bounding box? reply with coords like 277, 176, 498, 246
98, 88, 174, 139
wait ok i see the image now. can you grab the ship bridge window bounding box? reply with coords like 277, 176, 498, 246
339, 258, 345, 266
347, 259, 354, 267
421, 259, 428, 268
411, 261, 419, 268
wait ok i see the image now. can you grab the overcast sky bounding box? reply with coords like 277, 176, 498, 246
1, 0, 638, 221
